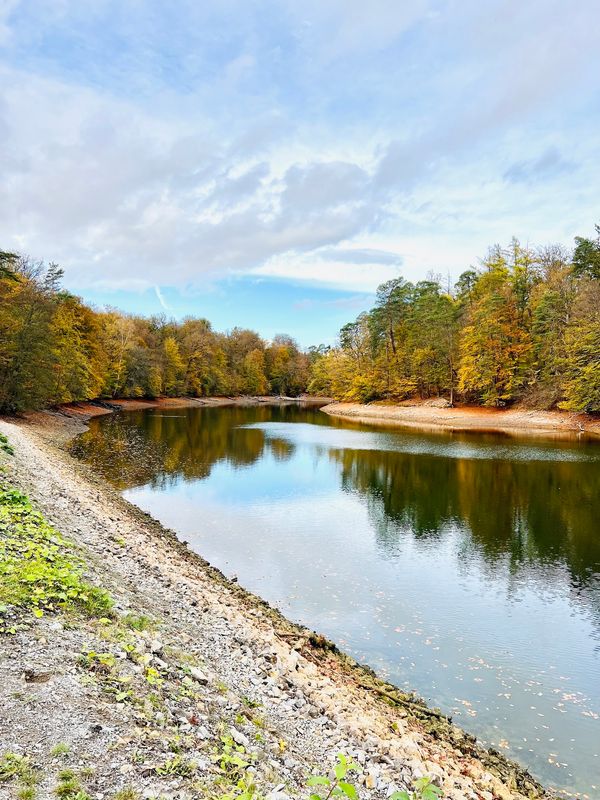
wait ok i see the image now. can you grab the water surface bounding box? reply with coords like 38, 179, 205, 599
72, 404, 600, 797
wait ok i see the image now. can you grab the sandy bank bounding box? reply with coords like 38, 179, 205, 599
52, 394, 330, 419
0, 411, 553, 800
321, 402, 600, 440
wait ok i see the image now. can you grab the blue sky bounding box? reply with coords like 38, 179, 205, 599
1, 1, 599, 346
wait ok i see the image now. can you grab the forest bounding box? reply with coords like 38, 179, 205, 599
0, 252, 310, 413
1, 225, 599, 414
309, 228, 600, 412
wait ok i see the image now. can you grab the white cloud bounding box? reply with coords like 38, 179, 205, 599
0, 0, 599, 296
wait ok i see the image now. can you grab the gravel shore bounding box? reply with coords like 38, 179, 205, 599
0, 412, 552, 800
321, 403, 600, 439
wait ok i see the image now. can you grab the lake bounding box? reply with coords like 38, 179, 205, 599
71, 403, 600, 798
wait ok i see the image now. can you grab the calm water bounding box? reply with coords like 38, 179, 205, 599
72, 404, 600, 798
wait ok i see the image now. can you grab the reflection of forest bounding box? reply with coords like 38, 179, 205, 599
330, 446, 600, 627
73, 406, 600, 628
71, 406, 303, 491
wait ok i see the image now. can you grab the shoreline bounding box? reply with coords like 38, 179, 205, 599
46, 394, 331, 419
321, 402, 600, 440
0, 410, 554, 800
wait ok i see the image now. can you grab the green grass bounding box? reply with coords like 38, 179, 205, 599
112, 788, 140, 800
54, 769, 91, 800
0, 753, 39, 800
0, 433, 14, 456
0, 485, 112, 631
0, 753, 34, 782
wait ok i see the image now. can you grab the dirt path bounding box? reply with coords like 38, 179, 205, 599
321, 403, 600, 439
0, 414, 552, 800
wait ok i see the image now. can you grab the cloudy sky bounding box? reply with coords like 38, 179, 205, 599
1, 1, 599, 344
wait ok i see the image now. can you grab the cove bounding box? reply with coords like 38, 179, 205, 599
71, 403, 600, 797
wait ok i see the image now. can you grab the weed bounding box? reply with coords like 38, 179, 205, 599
390, 777, 443, 800
307, 754, 361, 800
79, 768, 95, 779
122, 613, 154, 632
0, 753, 36, 783
50, 744, 70, 758
54, 768, 92, 800
0, 434, 14, 456
0, 486, 112, 630
212, 775, 264, 800
154, 755, 197, 777
112, 787, 140, 800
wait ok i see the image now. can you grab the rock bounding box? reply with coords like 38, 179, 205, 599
23, 669, 52, 683
423, 397, 451, 408
189, 667, 209, 685
150, 639, 164, 654
196, 725, 211, 740
231, 728, 250, 748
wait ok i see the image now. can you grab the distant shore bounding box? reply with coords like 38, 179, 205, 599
11, 395, 330, 435
321, 401, 600, 439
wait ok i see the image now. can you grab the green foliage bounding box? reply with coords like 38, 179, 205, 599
54, 768, 91, 800
390, 776, 443, 800
208, 734, 263, 800
307, 754, 361, 800
0, 753, 39, 800
0, 753, 35, 783
0, 434, 14, 455
121, 612, 154, 631
50, 743, 70, 757
0, 486, 113, 631
154, 755, 197, 777
573, 224, 600, 280
112, 788, 140, 800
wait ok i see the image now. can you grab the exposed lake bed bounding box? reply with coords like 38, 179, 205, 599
69, 403, 600, 798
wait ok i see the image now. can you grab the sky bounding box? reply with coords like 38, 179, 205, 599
1, 0, 599, 346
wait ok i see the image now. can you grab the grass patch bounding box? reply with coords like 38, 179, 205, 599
122, 613, 154, 632
112, 788, 140, 800
0, 434, 14, 456
0, 486, 112, 632
54, 768, 91, 800
0, 753, 39, 800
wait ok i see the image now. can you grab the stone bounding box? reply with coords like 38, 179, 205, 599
189, 667, 209, 685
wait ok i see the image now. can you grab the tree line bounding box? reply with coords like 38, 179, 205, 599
308, 227, 600, 412
0, 252, 310, 413
2, 226, 599, 415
